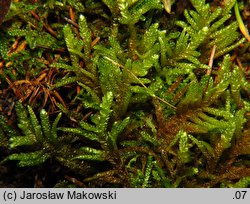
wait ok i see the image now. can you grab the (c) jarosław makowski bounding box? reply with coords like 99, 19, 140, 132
19, 190, 117, 200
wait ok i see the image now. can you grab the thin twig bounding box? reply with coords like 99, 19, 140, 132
207, 45, 216, 75
63, 17, 79, 28
31, 11, 58, 38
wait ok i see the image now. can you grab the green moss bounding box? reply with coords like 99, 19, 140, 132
0, 0, 249, 187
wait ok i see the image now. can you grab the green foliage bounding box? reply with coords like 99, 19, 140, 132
176, 0, 244, 62
4, 103, 61, 166
60, 91, 130, 154
118, 0, 163, 25
230, 177, 250, 188
0, 0, 249, 187
1, 103, 91, 175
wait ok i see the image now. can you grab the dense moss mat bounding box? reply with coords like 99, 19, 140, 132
0, 0, 250, 187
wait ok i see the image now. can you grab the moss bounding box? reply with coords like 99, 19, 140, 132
0, 0, 249, 187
